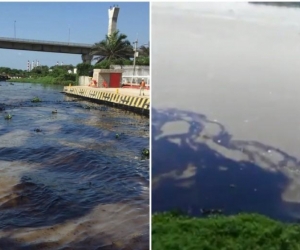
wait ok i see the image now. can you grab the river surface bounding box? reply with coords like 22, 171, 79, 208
152, 2, 300, 221
0, 82, 149, 249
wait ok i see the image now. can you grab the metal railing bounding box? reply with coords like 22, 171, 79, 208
122, 75, 150, 87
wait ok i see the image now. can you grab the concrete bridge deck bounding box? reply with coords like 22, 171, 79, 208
0, 37, 93, 62
63, 86, 150, 114
0, 37, 92, 53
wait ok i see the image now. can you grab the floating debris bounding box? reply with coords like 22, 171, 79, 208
31, 97, 41, 103
34, 128, 42, 132
142, 148, 149, 157
52, 109, 57, 114
200, 208, 223, 215
4, 114, 12, 120
115, 133, 125, 139
229, 184, 236, 188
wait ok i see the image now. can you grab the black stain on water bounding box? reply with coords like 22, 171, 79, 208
0, 83, 149, 248
152, 108, 300, 222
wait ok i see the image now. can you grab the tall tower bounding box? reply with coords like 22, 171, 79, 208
108, 5, 120, 36
27, 60, 30, 72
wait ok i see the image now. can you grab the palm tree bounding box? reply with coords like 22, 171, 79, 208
89, 30, 133, 64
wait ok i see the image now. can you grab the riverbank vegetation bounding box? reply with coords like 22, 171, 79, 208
152, 211, 300, 250
249, 2, 300, 8
1, 30, 149, 86
6, 65, 77, 85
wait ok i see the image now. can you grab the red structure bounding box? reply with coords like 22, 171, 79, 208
93, 69, 123, 88
110, 73, 121, 88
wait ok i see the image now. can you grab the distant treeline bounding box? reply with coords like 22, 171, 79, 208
249, 2, 300, 8
0, 75, 10, 81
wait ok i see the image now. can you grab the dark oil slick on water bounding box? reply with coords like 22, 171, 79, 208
152, 2, 300, 222
152, 108, 300, 222
0, 82, 149, 249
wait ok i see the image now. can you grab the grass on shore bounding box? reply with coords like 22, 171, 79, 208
152, 211, 300, 250
7, 76, 76, 86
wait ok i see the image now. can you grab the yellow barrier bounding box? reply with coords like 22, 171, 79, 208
63, 86, 149, 111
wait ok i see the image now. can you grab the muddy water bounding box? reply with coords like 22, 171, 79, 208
0, 82, 149, 249
152, 2, 300, 221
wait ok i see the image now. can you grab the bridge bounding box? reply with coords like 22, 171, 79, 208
0, 6, 120, 64
0, 37, 94, 63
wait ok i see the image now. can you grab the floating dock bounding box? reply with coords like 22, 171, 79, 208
63, 86, 150, 115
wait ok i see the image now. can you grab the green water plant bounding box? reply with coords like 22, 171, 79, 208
4, 114, 12, 120
31, 97, 41, 102
115, 132, 125, 140
142, 148, 149, 157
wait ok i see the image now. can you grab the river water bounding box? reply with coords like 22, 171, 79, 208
0, 82, 149, 249
152, 2, 300, 221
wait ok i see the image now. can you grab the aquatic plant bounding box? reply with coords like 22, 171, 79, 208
115, 132, 125, 140
142, 148, 149, 156
142, 148, 149, 157
31, 97, 41, 102
4, 114, 12, 120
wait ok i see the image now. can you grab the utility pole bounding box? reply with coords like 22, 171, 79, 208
131, 39, 138, 85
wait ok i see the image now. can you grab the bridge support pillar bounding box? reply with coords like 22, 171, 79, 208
82, 54, 93, 64
108, 6, 120, 36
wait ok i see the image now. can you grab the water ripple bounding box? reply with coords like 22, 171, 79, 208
0, 82, 149, 249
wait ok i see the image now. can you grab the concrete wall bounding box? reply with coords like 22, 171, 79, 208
79, 66, 150, 87
63, 86, 150, 113
110, 65, 149, 77
110, 65, 150, 85
94, 72, 110, 87
78, 76, 90, 86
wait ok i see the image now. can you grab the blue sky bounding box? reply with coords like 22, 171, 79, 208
0, 2, 149, 70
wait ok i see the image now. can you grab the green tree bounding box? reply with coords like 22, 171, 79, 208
136, 44, 150, 66
136, 56, 149, 66
76, 63, 93, 76
89, 30, 133, 65
138, 44, 149, 57
30, 66, 49, 77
